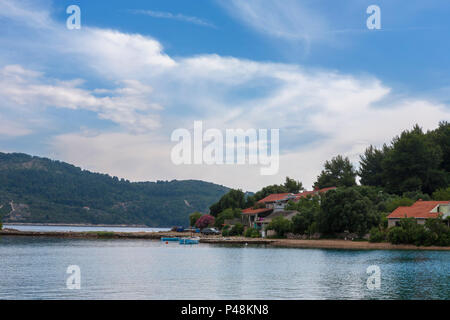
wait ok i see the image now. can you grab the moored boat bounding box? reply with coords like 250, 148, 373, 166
161, 237, 179, 242
179, 237, 200, 245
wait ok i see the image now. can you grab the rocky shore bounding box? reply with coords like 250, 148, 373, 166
1, 229, 450, 251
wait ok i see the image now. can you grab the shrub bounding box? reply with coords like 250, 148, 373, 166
195, 215, 215, 229
369, 227, 386, 243
221, 225, 230, 236
244, 227, 260, 238
387, 227, 408, 244
229, 223, 244, 236
267, 216, 293, 238
387, 218, 431, 246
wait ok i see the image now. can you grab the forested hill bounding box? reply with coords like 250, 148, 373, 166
0, 152, 229, 227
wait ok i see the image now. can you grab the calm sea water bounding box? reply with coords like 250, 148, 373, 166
3, 224, 170, 233
1, 235, 449, 300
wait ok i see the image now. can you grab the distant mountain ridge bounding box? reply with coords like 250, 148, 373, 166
0, 152, 229, 227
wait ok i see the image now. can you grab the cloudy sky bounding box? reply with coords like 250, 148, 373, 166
0, 0, 449, 191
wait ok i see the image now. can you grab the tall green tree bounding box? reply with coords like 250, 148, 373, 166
382, 124, 446, 195
430, 121, 450, 172
284, 177, 304, 193
318, 187, 380, 236
359, 145, 387, 187
314, 155, 357, 189
209, 189, 246, 216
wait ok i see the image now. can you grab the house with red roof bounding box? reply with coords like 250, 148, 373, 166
387, 200, 450, 228
241, 187, 337, 230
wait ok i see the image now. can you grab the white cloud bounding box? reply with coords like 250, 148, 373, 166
1, 1, 449, 191
131, 10, 216, 28
218, 0, 330, 44
0, 65, 162, 132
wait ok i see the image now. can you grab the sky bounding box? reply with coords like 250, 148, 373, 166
0, 0, 449, 192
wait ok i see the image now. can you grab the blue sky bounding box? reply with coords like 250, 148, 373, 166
0, 0, 449, 191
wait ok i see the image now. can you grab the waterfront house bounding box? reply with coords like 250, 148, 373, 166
241, 187, 337, 230
387, 200, 450, 228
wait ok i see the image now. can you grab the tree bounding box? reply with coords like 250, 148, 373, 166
318, 187, 380, 236
195, 215, 215, 229
214, 208, 241, 229
209, 189, 246, 216
251, 184, 289, 202
432, 187, 450, 201
314, 155, 357, 189
229, 223, 244, 236
267, 216, 293, 237
284, 177, 304, 193
382, 125, 446, 195
384, 197, 415, 213
189, 212, 202, 227
359, 145, 387, 187
290, 196, 321, 234
429, 121, 450, 172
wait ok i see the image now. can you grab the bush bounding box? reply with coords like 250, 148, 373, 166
385, 218, 450, 246
221, 225, 230, 236
369, 227, 386, 243
244, 227, 260, 238
195, 215, 215, 229
267, 216, 293, 238
229, 223, 244, 236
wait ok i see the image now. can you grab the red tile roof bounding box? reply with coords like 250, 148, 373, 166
294, 187, 337, 200
293, 191, 316, 200
387, 200, 450, 219
257, 193, 291, 204
318, 187, 337, 193
257, 187, 337, 204
241, 208, 273, 215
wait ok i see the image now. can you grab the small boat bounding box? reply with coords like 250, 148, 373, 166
179, 237, 200, 245
161, 237, 179, 242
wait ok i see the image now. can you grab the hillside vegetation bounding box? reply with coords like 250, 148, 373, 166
0, 153, 228, 227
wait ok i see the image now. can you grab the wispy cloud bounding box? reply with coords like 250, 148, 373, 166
218, 0, 328, 44
1, 0, 449, 190
130, 9, 216, 28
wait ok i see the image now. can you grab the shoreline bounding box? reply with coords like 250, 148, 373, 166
1, 229, 450, 251
3, 223, 154, 228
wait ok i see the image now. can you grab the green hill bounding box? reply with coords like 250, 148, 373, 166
0, 152, 229, 227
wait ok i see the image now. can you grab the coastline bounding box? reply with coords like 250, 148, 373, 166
1, 229, 450, 251
3, 223, 150, 228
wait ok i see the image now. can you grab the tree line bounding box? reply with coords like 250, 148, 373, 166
206, 122, 450, 243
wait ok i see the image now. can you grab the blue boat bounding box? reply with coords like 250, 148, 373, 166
161, 237, 179, 242
179, 237, 200, 245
